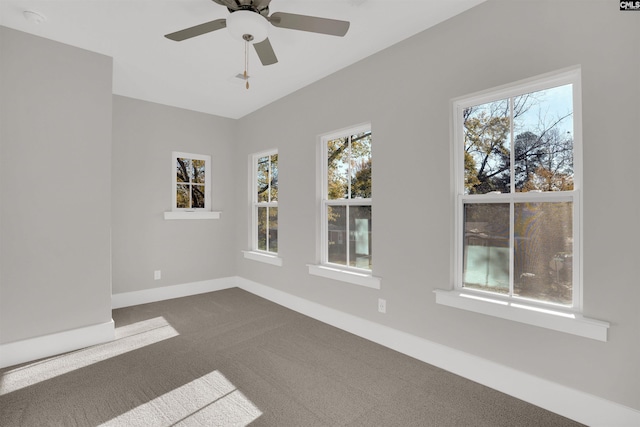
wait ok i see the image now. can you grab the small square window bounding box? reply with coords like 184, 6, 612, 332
172, 152, 211, 211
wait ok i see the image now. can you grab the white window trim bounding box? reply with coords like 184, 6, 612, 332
308, 264, 381, 289
245, 149, 281, 263
164, 211, 220, 220
243, 250, 283, 266
164, 151, 220, 220
309, 123, 379, 288
438, 66, 609, 340
434, 289, 609, 341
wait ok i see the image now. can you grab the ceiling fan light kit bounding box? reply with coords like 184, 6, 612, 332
227, 10, 268, 44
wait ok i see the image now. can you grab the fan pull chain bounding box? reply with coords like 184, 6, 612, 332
244, 40, 249, 90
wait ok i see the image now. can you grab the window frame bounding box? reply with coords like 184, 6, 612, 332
243, 149, 282, 266
164, 151, 219, 220
437, 67, 608, 340
308, 123, 380, 289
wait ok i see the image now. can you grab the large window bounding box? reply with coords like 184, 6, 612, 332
440, 69, 608, 340
454, 69, 581, 310
252, 151, 278, 254
322, 125, 372, 271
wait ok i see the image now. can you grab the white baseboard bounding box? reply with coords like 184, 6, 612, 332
236, 277, 640, 427
112, 277, 236, 309
0, 320, 115, 369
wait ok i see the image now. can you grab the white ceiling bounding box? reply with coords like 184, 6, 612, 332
0, 0, 484, 119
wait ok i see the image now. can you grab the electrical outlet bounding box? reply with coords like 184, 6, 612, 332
378, 298, 386, 313
154, 270, 161, 280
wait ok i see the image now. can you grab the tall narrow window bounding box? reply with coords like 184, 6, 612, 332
321, 125, 372, 271
172, 152, 211, 211
252, 151, 278, 254
454, 69, 581, 309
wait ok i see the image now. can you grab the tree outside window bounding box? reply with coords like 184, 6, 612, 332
172, 152, 211, 211
324, 127, 372, 270
457, 75, 579, 307
254, 151, 278, 253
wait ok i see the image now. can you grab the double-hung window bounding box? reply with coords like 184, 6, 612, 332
309, 124, 379, 289
244, 150, 281, 265
254, 151, 278, 253
437, 68, 608, 340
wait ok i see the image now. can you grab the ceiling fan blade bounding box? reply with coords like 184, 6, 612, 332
269, 12, 349, 37
253, 38, 278, 66
165, 18, 227, 41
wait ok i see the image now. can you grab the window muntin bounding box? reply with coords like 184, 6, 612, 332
455, 70, 580, 309
253, 151, 278, 254
322, 126, 372, 271
172, 152, 211, 211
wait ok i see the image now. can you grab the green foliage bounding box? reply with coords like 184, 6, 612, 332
327, 132, 372, 199
351, 159, 371, 198
464, 151, 481, 190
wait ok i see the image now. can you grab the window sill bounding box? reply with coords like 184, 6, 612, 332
164, 211, 221, 220
434, 289, 609, 342
243, 251, 283, 266
308, 264, 381, 289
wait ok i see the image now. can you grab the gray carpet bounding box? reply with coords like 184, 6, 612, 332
0, 288, 584, 426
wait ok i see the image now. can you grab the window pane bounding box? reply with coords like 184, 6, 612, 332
191, 184, 205, 208
269, 154, 278, 202
463, 203, 510, 293
327, 137, 349, 200
350, 132, 372, 199
268, 207, 278, 253
177, 158, 190, 183
257, 156, 269, 202
463, 100, 511, 194
327, 205, 347, 265
257, 207, 267, 251
177, 184, 189, 208
349, 205, 372, 270
513, 84, 574, 192
514, 202, 572, 305
192, 159, 206, 184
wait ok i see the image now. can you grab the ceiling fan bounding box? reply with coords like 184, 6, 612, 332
165, 0, 350, 66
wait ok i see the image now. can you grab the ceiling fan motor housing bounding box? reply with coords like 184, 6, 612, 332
227, 10, 268, 44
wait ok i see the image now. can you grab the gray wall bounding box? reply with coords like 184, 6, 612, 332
0, 27, 113, 344
235, 1, 640, 410
2, 0, 639, 414
111, 96, 237, 294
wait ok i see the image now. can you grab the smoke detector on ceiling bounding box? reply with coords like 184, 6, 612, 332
23, 10, 47, 24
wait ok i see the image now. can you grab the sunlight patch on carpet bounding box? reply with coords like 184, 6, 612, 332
100, 370, 262, 426
0, 317, 178, 395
